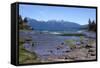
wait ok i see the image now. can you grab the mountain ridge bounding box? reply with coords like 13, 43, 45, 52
26, 17, 83, 31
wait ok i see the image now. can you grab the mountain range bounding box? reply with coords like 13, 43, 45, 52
26, 17, 84, 31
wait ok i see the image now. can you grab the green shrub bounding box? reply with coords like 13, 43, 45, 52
88, 39, 95, 45
80, 36, 84, 42
19, 48, 37, 64
64, 40, 76, 49
19, 39, 38, 64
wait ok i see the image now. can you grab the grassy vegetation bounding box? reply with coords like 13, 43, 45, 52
61, 33, 84, 36
18, 15, 40, 64
80, 36, 84, 42
87, 39, 95, 45
19, 39, 38, 64
64, 40, 76, 49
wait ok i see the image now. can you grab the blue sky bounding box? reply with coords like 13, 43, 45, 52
19, 4, 96, 25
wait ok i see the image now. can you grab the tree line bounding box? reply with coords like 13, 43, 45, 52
19, 15, 33, 30
88, 19, 96, 32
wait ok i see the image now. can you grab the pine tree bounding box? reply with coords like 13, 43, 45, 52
88, 18, 91, 31
24, 17, 28, 23
92, 20, 96, 32
88, 19, 96, 32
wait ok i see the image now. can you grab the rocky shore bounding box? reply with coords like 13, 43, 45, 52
37, 39, 96, 62
19, 30, 96, 63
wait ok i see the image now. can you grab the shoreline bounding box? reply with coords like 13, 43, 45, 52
19, 30, 96, 63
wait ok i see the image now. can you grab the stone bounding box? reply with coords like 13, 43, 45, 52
76, 42, 81, 45
65, 50, 70, 52
88, 48, 95, 52
76, 45, 82, 49
81, 40, 87, 44
65, 59, 74, 61
65, 57, 68, 59
81, 41, 84, 44
91, 53, 96, 56
75, 57, 86, 60
85, 44, 93, 48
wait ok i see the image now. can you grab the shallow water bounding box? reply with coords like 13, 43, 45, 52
20, 31, 80, 56
19, 30, 96, 61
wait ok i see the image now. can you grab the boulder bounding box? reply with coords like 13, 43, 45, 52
85, 44, 93, 48
88, 48, 95, 52
91, 53, 96, 56
76, 42, 81, 45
